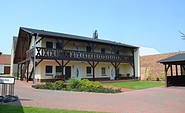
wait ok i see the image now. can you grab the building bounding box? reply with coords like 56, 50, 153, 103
12, 27, 140, 83
10, 36, 18, 77
140, 52, 180, 80
0, 54, 11, 75
159, 52, 185, 86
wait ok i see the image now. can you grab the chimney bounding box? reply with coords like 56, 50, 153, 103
93, 30, 98, 39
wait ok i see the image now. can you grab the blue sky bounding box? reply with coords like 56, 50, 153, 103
0, 0, 184, 54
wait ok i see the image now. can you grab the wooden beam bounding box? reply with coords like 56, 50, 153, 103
176, 65, 178, 76
36, 37, 44, 44
164, 64, 168, 87
20, 64, 23, 81
63, 40, 70, 47
87, 61, 93, 67
28, 59, 43, 81
87, 61, 99, 81
180, 65, 183, 75
111, 62, 116, 68
55, 59, 62, 66
170, 64, 173, 76
17, 64, 20, 80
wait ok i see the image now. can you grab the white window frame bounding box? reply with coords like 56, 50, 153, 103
45, 65, 53, 76
86, 66, 92, 76
101, 67, 106, 76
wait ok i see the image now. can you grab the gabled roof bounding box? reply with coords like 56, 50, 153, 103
0, 54, 11, 65
159, 52, 185, 64
20, 27, 138, 48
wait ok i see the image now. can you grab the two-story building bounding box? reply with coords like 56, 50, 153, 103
12, 27, 140, 83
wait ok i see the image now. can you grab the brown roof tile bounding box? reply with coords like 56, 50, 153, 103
0, 54, 11, 65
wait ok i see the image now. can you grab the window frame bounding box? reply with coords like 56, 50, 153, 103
86, 66, 92, 76
55, 66, 62, 75
101, 67, 106, 76
45, 65, 53, 76
101, 48, 106, 54
56, 42, 63, 49
46, 41, 53, 49
86, 46, 92, 52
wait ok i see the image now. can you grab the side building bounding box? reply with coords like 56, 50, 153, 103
0, 54, 11, 75
140, 52, 181, 80
12, 27, 140, 83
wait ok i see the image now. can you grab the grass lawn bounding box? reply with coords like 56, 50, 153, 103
0, 104, 103, 113
104, 81, 165, 90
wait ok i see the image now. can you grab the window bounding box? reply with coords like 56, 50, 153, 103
101, 67, 106, 76
56, 66, 62, 75
116, 50, 119, 55
46, 41, 53, 48
101, 48, 105, 54
45, 66, 53, 76
56, 43, 63, 49
86, 67, 92, 76
86, 46, 91, 52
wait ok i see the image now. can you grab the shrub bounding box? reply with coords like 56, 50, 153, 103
34, 78, 121, 93
34, 81, 66, 90
68, 77, 80, 89
159, 72, 166, 81
146, 68, 152, 81
34, 82, 53, 89
52, 81, 66, 90
78, 79, 103, 89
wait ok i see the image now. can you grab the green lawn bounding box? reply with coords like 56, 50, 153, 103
0, 104, 103, 113
104, 81, 165, 90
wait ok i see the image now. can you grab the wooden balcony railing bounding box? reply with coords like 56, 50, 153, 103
26, 47, 133, 63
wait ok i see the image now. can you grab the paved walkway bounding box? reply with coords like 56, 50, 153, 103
2, 81, 185, 113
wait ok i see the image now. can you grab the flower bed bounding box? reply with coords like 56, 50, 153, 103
34, 78, 121, 93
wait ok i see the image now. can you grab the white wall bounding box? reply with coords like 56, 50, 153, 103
134, 48, 140, 78
0, 65, 4, 74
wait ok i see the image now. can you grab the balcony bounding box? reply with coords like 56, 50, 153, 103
26, 47, 133, 63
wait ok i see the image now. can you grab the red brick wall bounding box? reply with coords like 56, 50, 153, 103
140, 52, 180, 80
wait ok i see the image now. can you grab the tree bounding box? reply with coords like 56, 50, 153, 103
179, 31, 185, 40
0, 52, 2, 55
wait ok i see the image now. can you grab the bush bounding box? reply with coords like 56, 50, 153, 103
34, 78, 122, 93
34, 82, 53, 89
68, 77, 80, 89
78, 79, 103, 89
34, 81, 66, 90
52, 81, 66, 90
159, 72, 166, 81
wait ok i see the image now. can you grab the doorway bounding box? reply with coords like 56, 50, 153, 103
65, 66, 71, 80
4, 66, 10, 74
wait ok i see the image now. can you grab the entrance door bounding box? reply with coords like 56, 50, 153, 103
110, 66, 115, 80
75, 65, 82, 80
65, 66, 71, 80
4, 66, 10, 74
